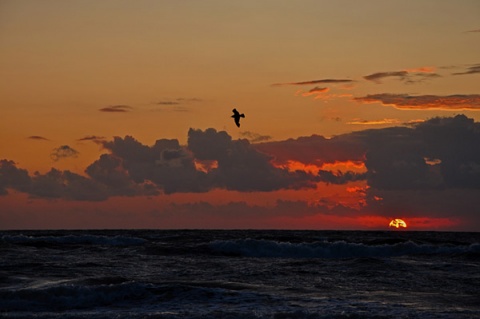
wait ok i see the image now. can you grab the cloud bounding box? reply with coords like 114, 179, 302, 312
257, 115, 480, 192
0, 160, 111, 201
361, 115, 480, 191
354, 93, 480, 110
153, 98, 203, 112
239, 131, 272, 143
1, 129, 319, 199
30, 169, 110, 201
85, 153, 159, 197
364, 71, 409, 83
272, 79, 354, 86
452, 64, 480, 76
187, 128, 316, 191
95, 130, 312, 194
77, 135, 106, 144
3, 114, 480, 228
157, 98, 203, 105
254, 134, 367, 165
50, 145, 80, 161
295, 87, 330, 99
347, 118, 402, 125
363, 68, 441, 84
404, 66, 436, 73
97, 135, 208, 194
318, 170, 366, 185
155, 98, 203, 112
99, 105, 133, 112
27, 136, 50, 141
157, 101, 180, 105
464, 29, 480, 33
0, 160, 31, 195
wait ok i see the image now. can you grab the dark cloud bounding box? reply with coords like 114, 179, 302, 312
50, 145, 80, 161
3, 115, 480, 226
187, 128, 232, 161
452, 64, 480, 76
239, 131, 272, 143
99, 135, 208, 194
257, 115, 480, 193
354, 93, 480, 110
318, 170, 366, 185
464, 29, 480, 33
77, 135, 106, 144
254, 134, 367, 165
0, 160, 110, 201
188, 128, 316, 191
85, 154, 150, 197
99, 105, 133, 112
27, 136, 50, 141
272, 79, 354, 86
30, 169, 110, 201
364, 71, 409, 83
363, 70, 441, 84
360, 115, 480, 190
0, 160, 31, 195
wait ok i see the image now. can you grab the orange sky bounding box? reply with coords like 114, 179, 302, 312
1, 1, 480, 230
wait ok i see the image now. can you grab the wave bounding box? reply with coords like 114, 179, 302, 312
0, 234, 146, 246
0, 278, 153, 311
0, 278, 265, 312
209, 239, 480, 259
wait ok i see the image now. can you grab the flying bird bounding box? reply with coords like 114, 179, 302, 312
231, 108, 245, 127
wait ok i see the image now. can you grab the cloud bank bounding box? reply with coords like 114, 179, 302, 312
1, 129, 317, 200
2, 116, 480, 229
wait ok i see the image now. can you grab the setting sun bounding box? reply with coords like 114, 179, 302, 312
389, 219, 407, 229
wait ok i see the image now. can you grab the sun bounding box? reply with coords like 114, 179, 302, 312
389, 218, 407, 229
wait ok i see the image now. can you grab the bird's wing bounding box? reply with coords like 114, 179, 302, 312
232, 108, 239, 116
234, 118, 240, 127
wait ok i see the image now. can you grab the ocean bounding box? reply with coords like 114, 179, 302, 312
0, 230, 479, 318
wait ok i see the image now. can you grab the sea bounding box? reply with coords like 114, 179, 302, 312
0, 230, 479, 319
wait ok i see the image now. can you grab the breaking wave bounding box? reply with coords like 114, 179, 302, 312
209, 239, 480, 259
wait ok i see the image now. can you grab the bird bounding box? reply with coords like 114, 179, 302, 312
231, 108, 245, 127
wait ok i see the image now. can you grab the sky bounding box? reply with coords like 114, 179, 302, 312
1, 0, 480, 230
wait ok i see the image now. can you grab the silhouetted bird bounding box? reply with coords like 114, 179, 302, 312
231, 108, 245, 127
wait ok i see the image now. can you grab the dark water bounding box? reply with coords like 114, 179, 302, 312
1, 230, 479, 318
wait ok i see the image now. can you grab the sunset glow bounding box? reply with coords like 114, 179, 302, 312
1, 1, 479, 231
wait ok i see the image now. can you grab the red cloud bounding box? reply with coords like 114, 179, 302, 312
354, 94, 480, 110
